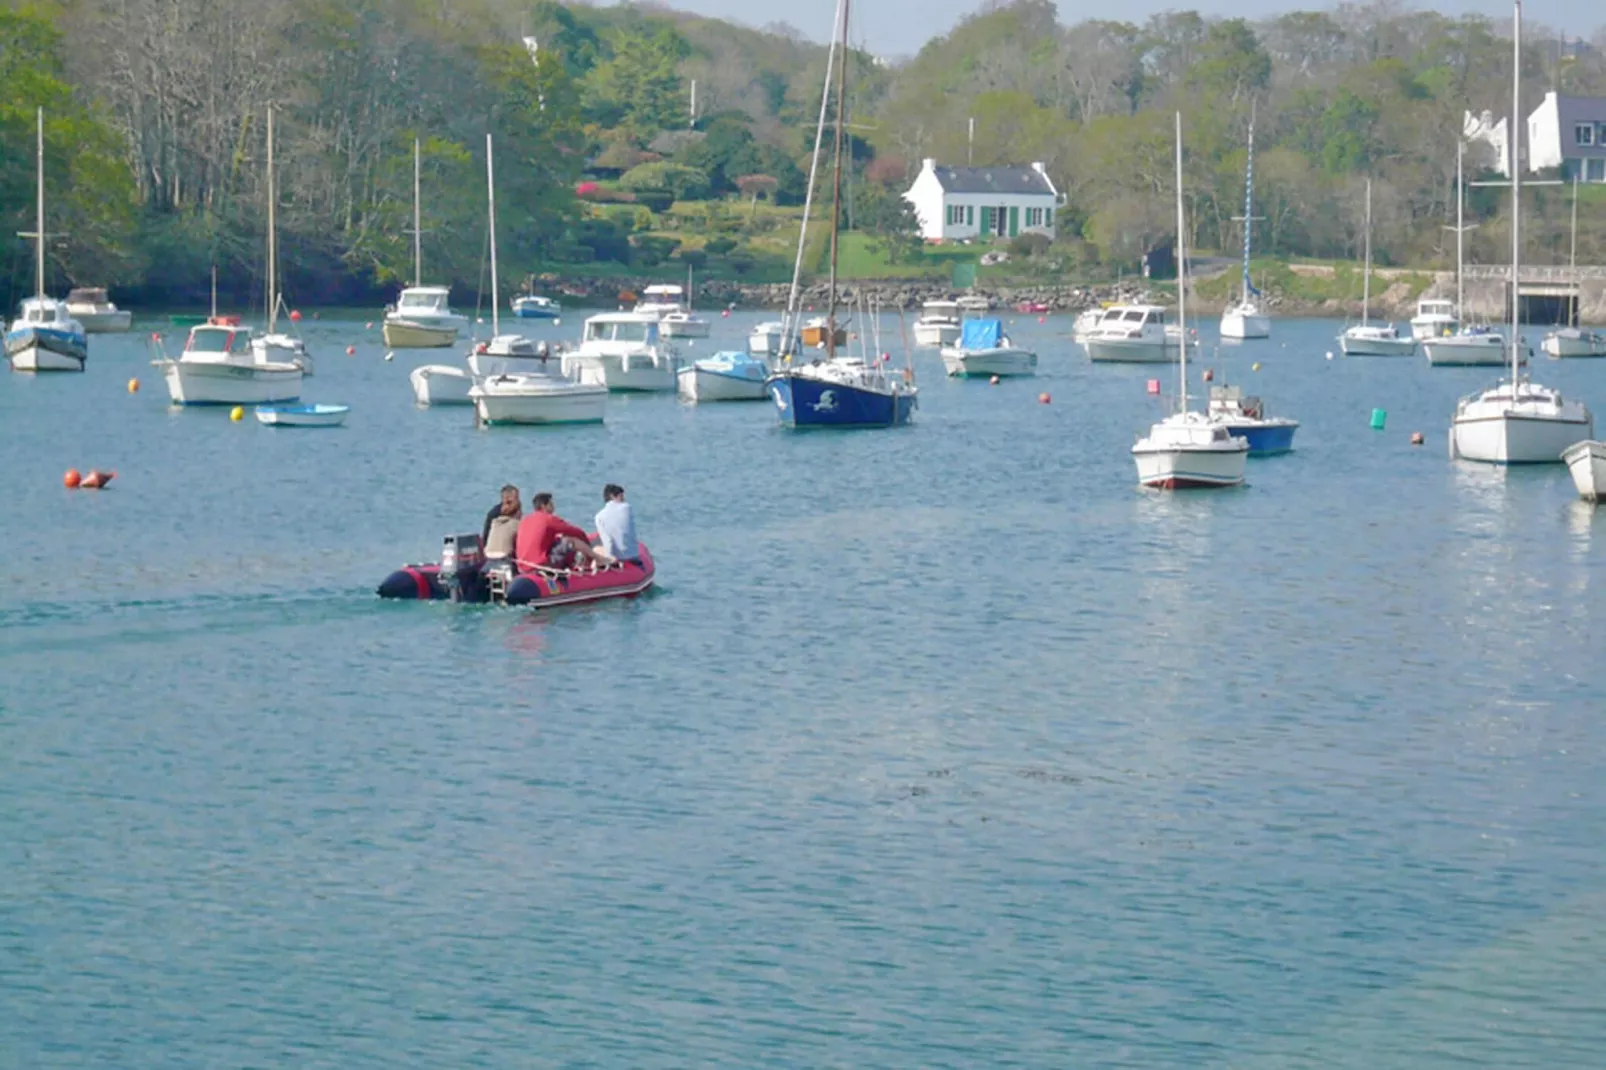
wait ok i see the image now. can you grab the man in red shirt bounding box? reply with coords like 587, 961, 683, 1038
515, 492, 604, 572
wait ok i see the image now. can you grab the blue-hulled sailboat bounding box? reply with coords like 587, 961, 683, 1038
765, 0, 916, 429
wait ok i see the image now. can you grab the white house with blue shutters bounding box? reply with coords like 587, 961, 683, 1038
903, 159, 1062, 242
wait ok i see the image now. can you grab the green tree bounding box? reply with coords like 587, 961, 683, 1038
583, 26, 690, 133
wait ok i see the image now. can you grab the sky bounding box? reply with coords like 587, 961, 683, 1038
621, 0, 1606, 58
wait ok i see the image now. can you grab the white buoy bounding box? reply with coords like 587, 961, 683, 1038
384, 351, 395, 362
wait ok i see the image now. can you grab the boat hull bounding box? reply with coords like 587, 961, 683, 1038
1220, 310, 1270, 340
1543, 331, 1606, 358
1085, 337, 1179, 363
511, 300, 560, 320
160, 360, 302, 405
1340, 332, 1416, 356
1210, 418, 1298, 455
1563, 440, 1606, 501
1451, 411, 1593, 464
940, 347, 1037, 377
768, 373, 916, 428
472, 381, 607, 425
914, 322, 961, 347
74, 310, 132, 333
563, 354, 677, 392
661, 319, 710, 339
6, 327, 87, 371
378, 546, 655, 607
677, 365, 768, 401
748, 327, 790, 356
255, 404, 348, 427
1132, 445, 1247, 488
410, 365, 474, 405
382, 320, 458, 348
1424, 337, 1508, 366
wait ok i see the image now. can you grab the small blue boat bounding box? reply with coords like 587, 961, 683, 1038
255, 403, 349, 427
767, 360, 917, 428
1206, 385, 1297, 454
511, 295, 561, 320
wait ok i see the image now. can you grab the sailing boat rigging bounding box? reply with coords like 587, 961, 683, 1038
1339, 179, 1416, 355
765, 0, 916, 429
383, 136, 470, 348
5, 107, 89, 372
1423, 141, 1506, 366
1449, 0, 1592, 464
1542, 174, 1606, 357
1130, 113, 1249, 489
1220, 107, 1270, 341
253, 105, 313, 373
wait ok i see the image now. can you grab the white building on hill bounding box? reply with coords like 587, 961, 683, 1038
1465, 91, 1606, 182
903, 159, 1062, 243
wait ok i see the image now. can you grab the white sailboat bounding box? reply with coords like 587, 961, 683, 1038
157, 105, 302, 405
383, 138, 469, 348
1219, 110, 1270, 341
1449, 2, 1593, 465
1340, 179, 1416, 355
1542, 175, 1606, 358
1132, 114, 1249, 489
1424, 142, 1507, 367
5, 108, 88, 373
469, 135, 605, 426
252, 113, 312, 375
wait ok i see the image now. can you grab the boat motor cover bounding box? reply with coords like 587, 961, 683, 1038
961, 318, 1002, 349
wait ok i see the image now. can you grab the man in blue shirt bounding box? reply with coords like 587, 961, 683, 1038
594, 483, 640, 564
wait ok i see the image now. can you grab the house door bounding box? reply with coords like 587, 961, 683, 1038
1008, 206, 1019, 237
979, 207, 993, 238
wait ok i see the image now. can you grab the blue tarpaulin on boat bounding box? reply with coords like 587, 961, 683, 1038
961, 319, 1002, 349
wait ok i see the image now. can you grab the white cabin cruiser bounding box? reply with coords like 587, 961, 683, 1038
660, 309, 710, 339
1411, 299, 1459, 341
7, 297, 87, 372
64, 287, 131, 333
940, 318, 1036, 377
156, 318, 302, 405
1423, 325, 1512, 366
913, 300, 963, 348
467, 334, 562, 378
562, 312, 679, 391
1083, 304, 1186, 363
634, 284, 687, 319
384, 286, 469, 348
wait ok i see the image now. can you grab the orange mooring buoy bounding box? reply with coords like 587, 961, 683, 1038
63, 468, 82, 489
1038, 392, 1052, 404
79, 469, 116, 489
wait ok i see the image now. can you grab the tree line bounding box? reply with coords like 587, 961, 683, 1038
3, 0, 1605, 311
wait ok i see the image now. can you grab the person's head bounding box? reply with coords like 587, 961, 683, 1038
499, 484, 521, 515
604, 483, 625, 503
533, 492, 555, 514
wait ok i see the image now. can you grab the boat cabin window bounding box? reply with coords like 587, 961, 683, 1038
586, 320, 657, 344
1122, 309, 1147, 322
188, 327, 248, 354
400, 291, 447, 312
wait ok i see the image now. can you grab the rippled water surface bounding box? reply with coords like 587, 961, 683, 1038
4, 311, 1606, 1067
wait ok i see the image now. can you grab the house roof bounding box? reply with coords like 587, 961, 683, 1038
1554, 95, 1606, 157
931, 164, 1055, 197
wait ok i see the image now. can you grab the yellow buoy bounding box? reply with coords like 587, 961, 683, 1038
127, 378, 139, 393
230, 406, 244, 422
1251, 362, 1262, 372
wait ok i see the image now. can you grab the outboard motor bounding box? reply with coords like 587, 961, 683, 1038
440, 533, 487, 603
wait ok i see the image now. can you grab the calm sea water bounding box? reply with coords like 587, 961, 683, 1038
4, 309, 1606, 1067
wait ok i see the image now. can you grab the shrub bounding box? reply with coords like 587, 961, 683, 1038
630, 234, 682, 267
1010, 232, 1053, 258
679, 248, 709, 270
704, 235, 738, 257
576, 218, 631, 263
632, 188, 675, 213
620, 162, 713, 201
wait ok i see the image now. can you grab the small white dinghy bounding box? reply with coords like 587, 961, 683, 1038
1563, 440, 1606, 502
411, 364, 473, 405
255, 403, 349, 427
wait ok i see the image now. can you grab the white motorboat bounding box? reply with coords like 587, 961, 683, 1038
254, 331, 313, 375
157, 318, 302, 405
1072, 306, 1108, 341
1219, 113, 1270, 341
1450, 3, 1594, 467
1084, 304, 1186, 363
913, 301, 962, 347
64, 288, 131, 333
6, 110, 88, 373
562, 312, 679, 391
1542, 326, 1606, 358
7, 297, 87, 372
748, 320, 796, 356
634, 284, 687, 319
1411, 299, 1459, 341
466, 334, 561, 378
382, 139, 469, 347
939, 318, 1036, 377
1424, 326, 1513, 366
677, 351, 769, 401
255, 403, 348, 427
1562, 440, 1606, 501
1132, 113, 1249, 490
410, 364, 473, 405
471, 374, 607, 425
470, 134, 606, 427
1206, 384, 1298, 454
661, 310, 711, 338
511, 294, 560, 319
1340, 179, 1416, 356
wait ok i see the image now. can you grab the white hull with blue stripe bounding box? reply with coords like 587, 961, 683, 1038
6, 325, 88, 371
768, 360, 917, 428
678, 352, 768, 401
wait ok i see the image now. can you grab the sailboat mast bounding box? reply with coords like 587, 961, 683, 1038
210, 264, 217, 318
1175, 111, 1188, 412
1569, 173, 1579, 327
1455, 141, 1465, 323
825, 0, 850, 360
35, 107, 45, 299
781, 0, 842, 357
1361, 179, 1372, 327
267, 104, 277, 332
487, 134, 499, 337
1239, 107, 1255, 304
413, 137, 423, 288
1510, 0, 1522, 382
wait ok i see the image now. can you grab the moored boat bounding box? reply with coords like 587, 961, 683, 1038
678, 351, 769, 401
1562, 440, 1606, 501
769, 358, 917, 428
913, 300, 962, 347
661, 310, 711, 338
1424, 326, 1511, 366
1206, 384, 1298, 454
800, 316, 846, 349
1339, 179, 1415, 356
1542, 326, 1606, 358
1219, 114, 1270, 341
561, 312, 678, 392
156, 318, 303, 405
748, 320, 796, 356
511, 294, 561, 320
255, 403, 348, 427
410, 364, 473, 405
383, 140, 470, 347
466, 334, 561, 378
939, 318, 1036, 377
64, 288, 131, 333
6, 110, 87, 373
1084, 304, 1186, 363
1411, 298, 1459, 341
